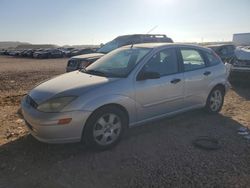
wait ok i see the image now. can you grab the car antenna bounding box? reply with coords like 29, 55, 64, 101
146, 25, 158, 34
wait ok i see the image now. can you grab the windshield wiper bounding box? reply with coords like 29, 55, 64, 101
79, 67, 87, 72
81, 69, 124, 78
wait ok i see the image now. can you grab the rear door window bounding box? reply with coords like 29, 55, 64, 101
180, 49, 206, 71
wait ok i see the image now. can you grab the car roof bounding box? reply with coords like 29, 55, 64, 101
122, 42, 211, 52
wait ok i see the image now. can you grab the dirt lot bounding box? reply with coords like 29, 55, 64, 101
0, 56, 250, 188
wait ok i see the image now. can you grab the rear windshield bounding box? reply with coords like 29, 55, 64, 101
97, 40, 119, 53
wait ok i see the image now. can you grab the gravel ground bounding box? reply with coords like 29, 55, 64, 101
0, 56, 250, 188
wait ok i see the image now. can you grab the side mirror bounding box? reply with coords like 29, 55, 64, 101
137, 71, 160, 81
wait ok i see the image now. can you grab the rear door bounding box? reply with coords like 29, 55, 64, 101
179, 48, 211, 107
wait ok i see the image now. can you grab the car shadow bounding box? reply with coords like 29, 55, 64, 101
0, 110, 249, 188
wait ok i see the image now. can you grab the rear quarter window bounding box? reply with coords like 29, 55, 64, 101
205, 51, 222, 66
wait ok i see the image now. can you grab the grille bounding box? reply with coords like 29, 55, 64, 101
26, 95, 38, 109
235, 59, 250, 67
68, 60, 79, 67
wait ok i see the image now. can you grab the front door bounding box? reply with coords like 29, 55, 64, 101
135, 47, 184, 122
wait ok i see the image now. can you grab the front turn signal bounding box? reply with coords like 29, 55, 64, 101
57, 118, 72, 125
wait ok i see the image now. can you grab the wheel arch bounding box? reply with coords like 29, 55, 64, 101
95, 103, 130, 123
210, 83, 226, 95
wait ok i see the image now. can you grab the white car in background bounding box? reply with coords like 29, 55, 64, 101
231, 46, 250, 72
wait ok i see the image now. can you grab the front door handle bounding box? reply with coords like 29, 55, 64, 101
203, 71, 211, 76
171, 78, 181, 84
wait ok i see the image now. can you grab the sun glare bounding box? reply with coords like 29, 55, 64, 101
145, 0, 176, 6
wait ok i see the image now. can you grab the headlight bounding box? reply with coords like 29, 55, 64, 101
37, 96, 77, 112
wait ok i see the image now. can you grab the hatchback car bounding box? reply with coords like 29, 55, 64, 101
21, 43, 229, 150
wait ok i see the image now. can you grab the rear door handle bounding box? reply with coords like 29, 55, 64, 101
203, 71, 211, 76
171, 78, 181, 84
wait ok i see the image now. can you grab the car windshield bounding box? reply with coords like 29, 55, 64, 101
97, 40, 120, 53
84, 47, 151, 77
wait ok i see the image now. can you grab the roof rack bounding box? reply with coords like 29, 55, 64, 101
133, 34, 167, 38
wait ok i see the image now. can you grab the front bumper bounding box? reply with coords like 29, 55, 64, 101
21, 97, 92, 144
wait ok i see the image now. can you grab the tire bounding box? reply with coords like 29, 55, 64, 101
83, 106, 128, 150
205, 86, 225, 113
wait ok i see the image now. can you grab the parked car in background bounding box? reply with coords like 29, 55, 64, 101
67, 53, 104, 71
8, 50, 22, 56
66, 48, 95, 57
66, 34, 174, 72
25, 49, 35, 58
0, 47, 97, 59
0, 49, 7, 55
206, 44, 236, 63
33, 49, 49, 58
33, 49, 64, 58
33, 49, 47, 58
22, 43, 229, 150
19, 49, 33, 57
60, 48, 74, 57
49, 49, 64, 58
230, 46, 250, 73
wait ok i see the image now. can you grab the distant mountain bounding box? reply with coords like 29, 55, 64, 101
0, 41, 30, 49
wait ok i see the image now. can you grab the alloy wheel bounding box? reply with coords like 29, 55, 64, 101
93, 113, 122, 146
209, 90, 223, 112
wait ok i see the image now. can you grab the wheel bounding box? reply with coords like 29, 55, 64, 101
83, 106, 128, 150
205, 86, 225, 113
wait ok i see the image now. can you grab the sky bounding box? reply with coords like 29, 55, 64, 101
0, 0, 250, 45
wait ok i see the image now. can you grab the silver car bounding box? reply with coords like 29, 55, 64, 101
21, 43, 230, 150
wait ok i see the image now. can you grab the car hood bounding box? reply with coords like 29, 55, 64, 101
235, 48, 250, 60
71, 53, 104, 60
29, 71, 116, 104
